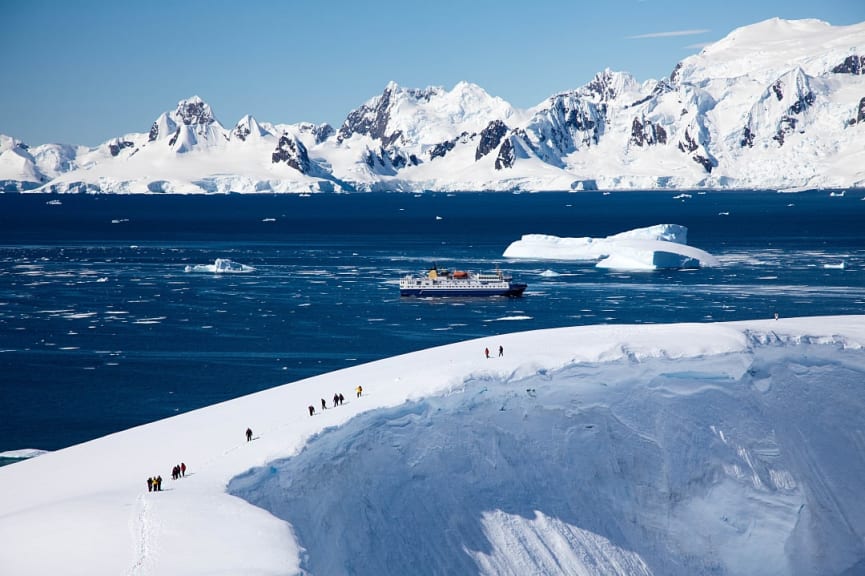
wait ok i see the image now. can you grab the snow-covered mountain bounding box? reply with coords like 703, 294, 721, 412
2, 18, 863, 193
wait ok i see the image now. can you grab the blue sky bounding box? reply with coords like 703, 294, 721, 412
1, 0, 862, 146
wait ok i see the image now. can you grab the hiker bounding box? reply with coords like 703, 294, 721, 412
499, 345, 503, 357
147, 477, 153, 492
246, 427, 253, 442
171, 465, 178, 480
155, 475, 162, 491
180, 462, 186, 477
308, 405, 315, 416
338, 393, 344, 405
333, 393, 340, 407
321, 398, 327, 411
356, 385, 363, 398
485, 347, 490, 359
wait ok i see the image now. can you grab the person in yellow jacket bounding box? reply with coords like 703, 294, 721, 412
356, 385, 363, 398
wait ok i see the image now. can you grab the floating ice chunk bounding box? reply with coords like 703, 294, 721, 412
823, 262, 845, 270
0, 449, 48, 460
184, 258, 255, 274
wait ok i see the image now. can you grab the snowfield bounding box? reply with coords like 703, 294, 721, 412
2, 316, 865, 575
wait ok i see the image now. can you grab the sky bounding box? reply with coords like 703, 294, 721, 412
1, 0, 862, 146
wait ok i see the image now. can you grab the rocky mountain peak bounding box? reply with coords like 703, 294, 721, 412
174, 96, 216, 126
580, 69, 638, 102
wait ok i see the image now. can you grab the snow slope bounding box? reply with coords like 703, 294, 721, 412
2, 18, 864, 193
1, 316, 865, 575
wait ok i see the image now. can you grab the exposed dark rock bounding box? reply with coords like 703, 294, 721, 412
858, 97, 865, 123
364, 149, 377, 169
740, 125, 755, 148
310, 124, 335, 144
627, 80, 674, 109
494, 138, 515, 169
670, 62, 683, 84
789, 91, 815, 115
430, 139, 456, 160
584, 70, 619, 101
16, 142, 29, 151
337, 84, 437, 143
233, 125, 250, 141
774, 91, 815, 145
772, 81, 784, 101
168, 128, 180, 147
476, 120, 509, 160
693, 154, 716, 173
108, 140, 134, 157
148, 122, 159, 142
630, 117, 667, 146
272, 134, 310, 173
176, 99, 214, 126
832, 55, 865, 75
628, 94, 653, 108
677, 130, 699, 153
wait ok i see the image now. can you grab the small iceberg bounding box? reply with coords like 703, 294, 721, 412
185, 258, 255, 274
823, 262, 846, 270
540, 269, 560, 277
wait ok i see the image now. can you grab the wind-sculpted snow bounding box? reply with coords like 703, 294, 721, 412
230, 343, 865, 576
503, 224, 719, 270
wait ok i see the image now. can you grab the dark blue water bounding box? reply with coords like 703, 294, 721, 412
1, 191, 863, 453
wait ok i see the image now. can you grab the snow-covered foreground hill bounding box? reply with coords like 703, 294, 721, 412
2, 316, 865, 575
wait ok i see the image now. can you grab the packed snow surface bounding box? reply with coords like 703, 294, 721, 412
503, 224, 719, 269
1, 316, 865, 576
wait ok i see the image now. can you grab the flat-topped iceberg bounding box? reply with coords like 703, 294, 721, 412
184, 258, 255, 274
503, 224, 719, 270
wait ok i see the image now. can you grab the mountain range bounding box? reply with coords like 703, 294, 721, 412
1, 17, 863, 194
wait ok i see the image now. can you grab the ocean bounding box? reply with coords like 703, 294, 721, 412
1, 190, 863, 455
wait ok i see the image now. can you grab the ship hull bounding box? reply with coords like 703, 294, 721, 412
399, 283, 526, 297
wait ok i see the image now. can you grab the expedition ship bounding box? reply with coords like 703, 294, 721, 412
399, 265, 526, 297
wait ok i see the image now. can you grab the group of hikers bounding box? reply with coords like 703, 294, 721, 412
148, 385, 369, 492
146, 475, 162, 492
308, 386, 362, 416
146, 461, 187, 492
484, 345, 504, 359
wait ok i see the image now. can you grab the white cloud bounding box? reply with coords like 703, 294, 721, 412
627, 28, 710, 39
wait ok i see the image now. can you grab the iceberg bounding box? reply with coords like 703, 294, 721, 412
503, 224, 719, 270
184, 258, 255, 274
